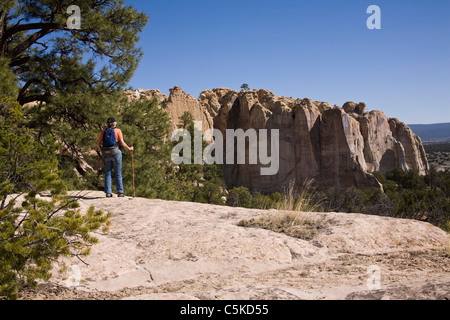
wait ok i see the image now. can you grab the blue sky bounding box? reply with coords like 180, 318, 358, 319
124, 0, 450, 124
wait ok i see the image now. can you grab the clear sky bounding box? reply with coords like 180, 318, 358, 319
124, 0, 450, 124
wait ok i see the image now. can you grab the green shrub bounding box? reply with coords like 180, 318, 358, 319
0, 96, 110, 299
226, 186, 253, 208
318, 169, 450, 232
0, 195, 111, 300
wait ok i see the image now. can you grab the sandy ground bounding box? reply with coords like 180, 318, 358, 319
16, 191, 450, 300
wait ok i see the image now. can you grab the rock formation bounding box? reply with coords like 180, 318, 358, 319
125, 87, 429, 193
126, 86, 214, 133
23, 191, 450, 300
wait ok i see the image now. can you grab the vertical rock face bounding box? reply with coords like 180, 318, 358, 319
388, 118, 429, 174
164, 86, 214, 133
126, 86, 214, 133
127, 87, 429, 193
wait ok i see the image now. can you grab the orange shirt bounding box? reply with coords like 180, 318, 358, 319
98, 128, 123, 146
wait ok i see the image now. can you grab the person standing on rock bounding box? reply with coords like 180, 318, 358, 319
96, 118, 134, 198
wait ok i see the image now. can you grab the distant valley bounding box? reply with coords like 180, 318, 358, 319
408, 123, 450, 143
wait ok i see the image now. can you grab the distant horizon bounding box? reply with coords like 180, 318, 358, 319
124, 0, 450, 124
128, 84, 450, 126
408, 122, 450, 126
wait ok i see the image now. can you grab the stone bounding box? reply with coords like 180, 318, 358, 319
389, 118, 429, 174
164, 86, 214, 133
127, 87, 429, 193
343, 101, 366, 115
30, 191, 449, 301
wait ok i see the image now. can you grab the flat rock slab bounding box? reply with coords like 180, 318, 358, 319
28, 191, 450, 300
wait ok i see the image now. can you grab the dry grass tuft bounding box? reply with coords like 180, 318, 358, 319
445, 238, 450, 257
275, 179, 321, 212
238, 211, 325, 240
238, 179, 326, 240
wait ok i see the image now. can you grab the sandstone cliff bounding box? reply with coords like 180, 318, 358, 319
125, 87, 429, 193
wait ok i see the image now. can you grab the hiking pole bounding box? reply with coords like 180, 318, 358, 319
95, 147, 104, 171
131, 150, 135, 198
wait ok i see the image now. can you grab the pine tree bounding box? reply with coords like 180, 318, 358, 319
0, 57, 18, 97
169, 112, 227, 203
119, 99, 173, 198
0, 1, 148, 185
0, 95, 111, 300
0, 0, 148, 104
240, 83, 250, 91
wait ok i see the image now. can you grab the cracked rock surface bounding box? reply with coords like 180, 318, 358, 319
19, 191, 450, 300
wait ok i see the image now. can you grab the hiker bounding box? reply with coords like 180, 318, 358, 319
96, 118, 134, 198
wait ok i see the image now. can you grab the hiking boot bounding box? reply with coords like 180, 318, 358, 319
118, 193, 125, 198
106, 193, 113, 198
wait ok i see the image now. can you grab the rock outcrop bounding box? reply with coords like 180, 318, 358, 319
22, 192, 450, 300
125, 87, 429, 193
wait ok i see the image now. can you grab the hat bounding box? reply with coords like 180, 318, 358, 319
107, 117, 116, 124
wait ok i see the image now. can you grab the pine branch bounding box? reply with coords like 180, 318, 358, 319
44, 198, 79, 224
18, 78, 42, 99
9, 56, 31, 67
73, 253, 89, 266
4, 22, 60, 39
8, 27, 57, 60
18, 93, 51, 105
